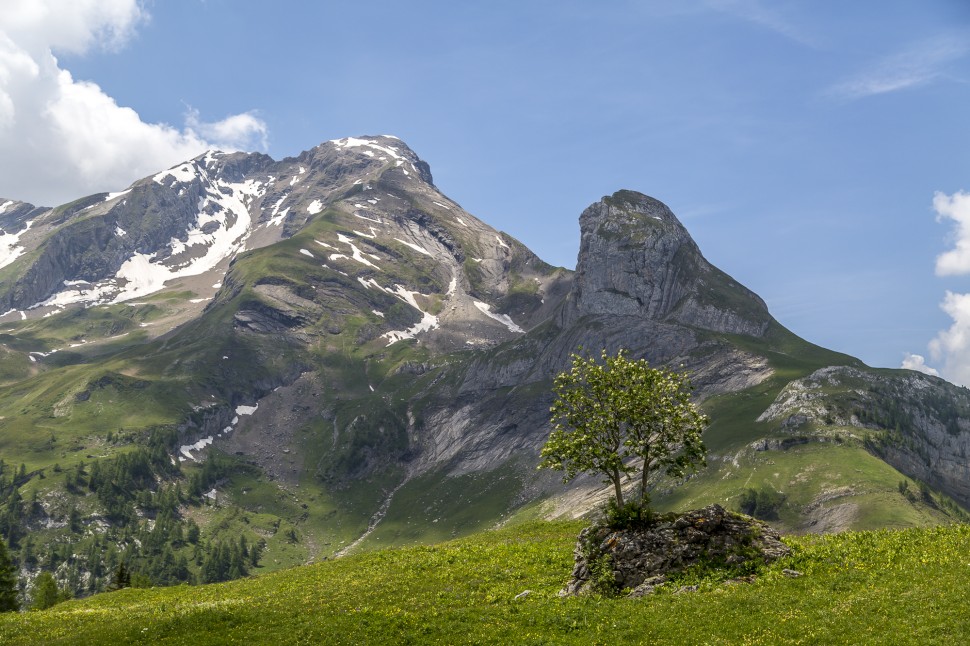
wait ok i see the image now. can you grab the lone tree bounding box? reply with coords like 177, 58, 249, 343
538, 349, 708, 510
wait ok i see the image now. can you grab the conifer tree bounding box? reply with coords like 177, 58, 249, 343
30, 571, 69, 610
0, 537, 19, 612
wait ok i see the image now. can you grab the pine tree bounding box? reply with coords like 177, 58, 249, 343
30, 571, 66, 610
108, 562, 131, 591
0, 537, 19, 612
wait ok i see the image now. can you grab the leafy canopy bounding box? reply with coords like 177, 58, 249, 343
538, 349, 708, 510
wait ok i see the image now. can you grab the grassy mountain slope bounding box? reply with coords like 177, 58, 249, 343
2, 519, 969, 644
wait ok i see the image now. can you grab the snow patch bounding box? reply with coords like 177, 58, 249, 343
180, 436, 213, 461
336, 233, 379, 268
495, 235, 510, 249
236, 404, 258, 416
105, 189, 131, 202
357, 278, 440, 344
432, 201, 450, 210
153, 161, 198, 186
307, 200, 323, 215
332, 137, 404, 160
37, 169, 265, 307
266, 195, 289, 227
0, 200, 13, 214
474, 301, 525, 333
354, 212, 381, 224
394, 238, 433, 256
114, 226, 127, 237
314, 240, 336, 250
300, 249, 314, 258
0, 220, 33, 270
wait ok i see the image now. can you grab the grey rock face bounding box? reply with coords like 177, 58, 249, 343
565, 190, 771, 337
561, 504, 790, 596
758, 365, 970, 507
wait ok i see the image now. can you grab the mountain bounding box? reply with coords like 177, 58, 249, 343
0, 136, 968, 597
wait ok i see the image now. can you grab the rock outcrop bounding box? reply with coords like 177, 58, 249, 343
564, 190, 772, 338
561, 504, 791, 596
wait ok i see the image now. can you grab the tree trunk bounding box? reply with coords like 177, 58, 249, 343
639, 456, 650, 507
612, 469, 625, 508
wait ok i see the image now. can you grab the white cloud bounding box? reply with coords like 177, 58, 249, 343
917, 190, 970, 386
0, 0, 268, 207
928, 291, 970, 386
0, 0, 144, 55
185, 108, 269, 152
934, 190, 970, 276
703, 0, 817, 47
827, 32, 970, 101
900, 353, 939, 377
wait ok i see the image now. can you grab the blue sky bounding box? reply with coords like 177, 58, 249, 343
1, 1, 969, 381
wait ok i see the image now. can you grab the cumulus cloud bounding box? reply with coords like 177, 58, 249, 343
827, 32, 970, 100
928, 291, 970, 386
185, 108, 269, 152
900, 353, 940, 377
0, 0, 268, 207
934, 190, 970, 276
911, 190, 970, 386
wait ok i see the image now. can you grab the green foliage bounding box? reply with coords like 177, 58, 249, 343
539, 349, 708, 509
30, 571, 71, 610
737, 485, 787, 521
603, 498, 656, 530
107, 563, 131, 592
586, 552, 617, 596
0, 538, 18, 612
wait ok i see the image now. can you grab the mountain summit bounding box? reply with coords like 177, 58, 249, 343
0, 136, 968, 594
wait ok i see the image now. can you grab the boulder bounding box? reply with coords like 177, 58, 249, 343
561, 503, 790, 596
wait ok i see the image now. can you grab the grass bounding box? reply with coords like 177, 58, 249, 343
656, 439, 955, 532
3, 519, 970, 644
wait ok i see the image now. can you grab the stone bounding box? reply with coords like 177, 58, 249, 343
561, 504, 791, 596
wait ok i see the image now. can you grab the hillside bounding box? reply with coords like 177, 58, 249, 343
0, 135, 968, 600
1, 519, 968, 644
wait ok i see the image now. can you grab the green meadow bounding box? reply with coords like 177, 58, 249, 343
2, 519, 969, 645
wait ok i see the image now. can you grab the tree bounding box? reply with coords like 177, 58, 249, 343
30, 571, 70, 610
538, 349, 708, 510
0, 536, 19, 612
107, 562, 131, 591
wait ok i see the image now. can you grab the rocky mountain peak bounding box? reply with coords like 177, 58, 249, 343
296, 136, 435, 188
566, 190, 771, 337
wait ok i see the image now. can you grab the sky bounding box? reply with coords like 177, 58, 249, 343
1, 1, 969, 382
